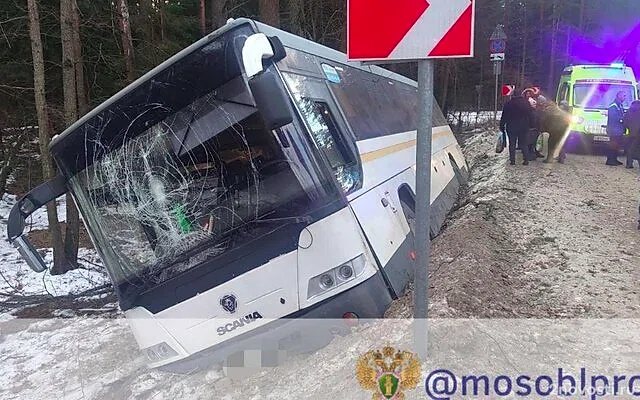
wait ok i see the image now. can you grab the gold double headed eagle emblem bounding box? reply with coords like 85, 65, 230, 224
356, 346, 422, 400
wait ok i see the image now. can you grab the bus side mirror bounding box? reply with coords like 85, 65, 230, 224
248, 71, 293, 130
243, 33, 292, 130
12, 235, 47, 273
7, 174, 68, 273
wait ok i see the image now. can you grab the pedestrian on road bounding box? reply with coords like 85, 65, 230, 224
526, 96, 541, 161
623, 100, 640, 169
528, 95, 548, 161
500, 93, 535, 165
540, 100, 569, 164
605, 91, 627, 166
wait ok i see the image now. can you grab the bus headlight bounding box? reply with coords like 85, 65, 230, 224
307, 254, 367, 299
571, 115, 584, 124
143, 342, 178, 363
319, 273, 335, 289
338, 265, 354, 280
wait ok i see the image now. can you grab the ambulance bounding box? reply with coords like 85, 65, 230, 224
555, 63, 639, 151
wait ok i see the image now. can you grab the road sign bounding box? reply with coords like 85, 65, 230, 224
502, 84, 515, 96
490, 53, 505, 62
347, 0, 476, 61
490, 39, 506, 53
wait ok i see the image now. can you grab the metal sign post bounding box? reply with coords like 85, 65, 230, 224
348, 0, 476, 360
475, 84, 482, 126
413, 59, 433, 359
490, 25, 507, 123
494, 61, 502, 122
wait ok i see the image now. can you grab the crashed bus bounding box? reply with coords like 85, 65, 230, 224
7, 18, 468, 371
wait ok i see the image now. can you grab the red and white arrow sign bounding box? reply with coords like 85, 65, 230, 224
347, 0, 475, 61
502, 85, 516, 96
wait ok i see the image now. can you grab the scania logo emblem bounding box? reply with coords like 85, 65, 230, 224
220, 294, 237, 314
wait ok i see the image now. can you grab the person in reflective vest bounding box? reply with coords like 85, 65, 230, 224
605, 91, 627, 166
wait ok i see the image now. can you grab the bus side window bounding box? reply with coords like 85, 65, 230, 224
312, 101, 356, 168
297, 97, 360, 193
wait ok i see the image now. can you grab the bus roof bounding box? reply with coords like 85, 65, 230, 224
50, 18, 418, 149
561, 64, 637, 83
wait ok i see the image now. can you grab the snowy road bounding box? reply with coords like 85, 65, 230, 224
2, 129, 640, 399
388, 130, 640, 319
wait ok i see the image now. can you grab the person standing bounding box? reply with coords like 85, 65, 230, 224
605, 91, 627, 166
623, 100, 640, 169
500, 93, 535, 165
541, 100, 570, 164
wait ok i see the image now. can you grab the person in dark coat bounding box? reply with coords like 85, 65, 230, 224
526, 96, 547, 161
500, 94, 535, 165
623, 100, 640, 169
605, 91, 627, 166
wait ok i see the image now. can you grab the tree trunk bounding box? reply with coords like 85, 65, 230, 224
288, 0, 303, 36
210, 0, 227, 31
440, 61, 451, 117
26, 0, 68, 273
547, 0, 558, 92
71, 0, 87, 116
199, 0, 206, 36
60, 0, 81, 271
521, 0, 528, 89
116, 0, 135, 82
339, 0, 347, 53
0, 133, 27, 199
259, 0, 280, 27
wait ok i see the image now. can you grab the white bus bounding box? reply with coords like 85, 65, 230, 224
7, 18, 468, 372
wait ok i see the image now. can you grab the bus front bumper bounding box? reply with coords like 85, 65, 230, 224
563, 131, 617, 152
139, 270, 393, 374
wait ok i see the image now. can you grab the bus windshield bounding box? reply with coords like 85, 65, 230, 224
573, 83, 635, 109
64, 36, 338, 287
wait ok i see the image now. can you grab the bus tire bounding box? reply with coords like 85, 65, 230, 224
399, 194, 416, 236
449, 154, 467, 186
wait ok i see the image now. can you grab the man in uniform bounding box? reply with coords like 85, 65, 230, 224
500, 92, 535, 165
605, 91, 627, 166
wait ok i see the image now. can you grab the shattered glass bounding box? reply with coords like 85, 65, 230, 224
69, 83, 324, 286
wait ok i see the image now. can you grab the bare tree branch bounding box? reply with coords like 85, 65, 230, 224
0, 84, 34, 90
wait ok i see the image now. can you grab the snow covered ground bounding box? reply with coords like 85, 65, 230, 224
447, 110, 502, 129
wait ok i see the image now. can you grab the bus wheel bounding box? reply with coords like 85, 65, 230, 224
449, 154, 466, 186
400, 196, 416, 235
